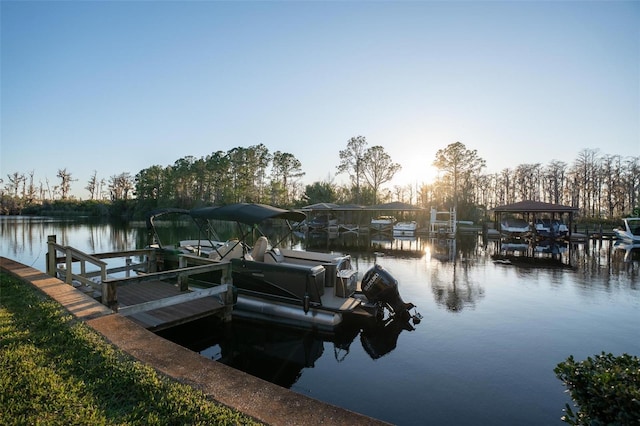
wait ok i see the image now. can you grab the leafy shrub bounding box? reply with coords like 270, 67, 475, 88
554, 352, 640, 425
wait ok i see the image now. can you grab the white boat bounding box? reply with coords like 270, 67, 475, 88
613, 217, 640, 243
371, 216, 396, 232
305, 214, 338, 233
500, 218, 531, 238
534, 219, 569, 240
393, 221, 417, 236
148, 204, 421, 332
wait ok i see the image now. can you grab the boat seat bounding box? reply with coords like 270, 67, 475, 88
251, 236, 269, 262
209, 239, 243, 261
264, 248, 285, 264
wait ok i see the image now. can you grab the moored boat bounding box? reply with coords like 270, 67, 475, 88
534, 219, 569, 240
613, 217, 640, 243
500, 218, 531, 239
371, 216, 396, 232
148, 203, 421, 332
393, 221, 417, 236
305, 214, 338, 233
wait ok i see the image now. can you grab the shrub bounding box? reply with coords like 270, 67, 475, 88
554, 352, 640, 425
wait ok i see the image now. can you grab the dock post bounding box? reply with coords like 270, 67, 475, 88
178, 256, 188, 291
65, 247, 73, 284
221, 261, 234, 322
147, 249, 157, 273
224, 284, 234, 322
102, 280, 118, 312
220, 261, 233, 285
47, 235, 57, 277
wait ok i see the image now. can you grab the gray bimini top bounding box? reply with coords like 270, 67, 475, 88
190, 203, 306, 225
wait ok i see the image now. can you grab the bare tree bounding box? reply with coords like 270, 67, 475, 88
544, 161, 567, 205
25, 170, 36, 203
86, 170, 99, 200
109, 172, 134, 201
514, 163, 542, 201
571, 149, 600, 215
6, 172, 24, 197
45, 178, 53, 200
56, 168, 75, 200
623, 156, 640, 215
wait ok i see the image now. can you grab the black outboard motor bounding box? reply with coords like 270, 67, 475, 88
361, 263, 415, 320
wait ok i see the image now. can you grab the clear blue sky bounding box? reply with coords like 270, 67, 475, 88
2, 1, 638, 199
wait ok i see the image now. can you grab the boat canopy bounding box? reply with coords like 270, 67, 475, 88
190, 203, 306, 225
145, 207, 191, 230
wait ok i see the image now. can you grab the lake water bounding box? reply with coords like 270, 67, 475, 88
1, 216, 639, 425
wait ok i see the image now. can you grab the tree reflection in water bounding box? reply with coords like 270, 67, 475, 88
427, 236, 486, 312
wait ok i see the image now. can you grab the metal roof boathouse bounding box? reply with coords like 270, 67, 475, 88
492, 200, 579, 237
490, 200, 581, 266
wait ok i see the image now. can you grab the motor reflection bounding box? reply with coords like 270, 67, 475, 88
158, 315, 417, 389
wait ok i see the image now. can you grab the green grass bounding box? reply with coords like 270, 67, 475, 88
0, 272, 262, 425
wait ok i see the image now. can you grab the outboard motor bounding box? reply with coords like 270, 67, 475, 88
361, 263, 415, 320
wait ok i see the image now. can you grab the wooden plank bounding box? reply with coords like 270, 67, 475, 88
118, 285, 229, 316
128, 296, 227, 331
116, 280, 231, 331
103, 262, 229, 287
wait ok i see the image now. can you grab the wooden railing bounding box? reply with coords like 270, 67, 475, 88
46, 235, 234, 320
46, 235, 151, 289
101, 259, 233, 313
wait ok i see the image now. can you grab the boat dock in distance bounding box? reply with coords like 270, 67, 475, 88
45, 235, 234, 331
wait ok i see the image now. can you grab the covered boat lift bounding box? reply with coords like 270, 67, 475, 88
490, 200, 580, 265
300, 202, 425, 233
491, 200, 579, 238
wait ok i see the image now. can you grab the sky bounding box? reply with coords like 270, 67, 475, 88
1, 1, 639, 200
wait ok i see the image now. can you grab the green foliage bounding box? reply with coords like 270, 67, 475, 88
554, 352, 640, 425
0, 273, 261, 425
301, 181, 337, 206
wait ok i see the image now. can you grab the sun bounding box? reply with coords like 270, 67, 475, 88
393, 163, 440, 187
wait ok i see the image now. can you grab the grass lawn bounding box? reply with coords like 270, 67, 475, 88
0, 272, 262, 425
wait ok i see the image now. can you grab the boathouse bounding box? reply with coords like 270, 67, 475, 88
491, 200, 580, 238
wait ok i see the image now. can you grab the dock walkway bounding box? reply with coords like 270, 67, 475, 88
117, 279, 228, 331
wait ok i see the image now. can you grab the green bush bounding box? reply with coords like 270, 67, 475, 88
555, 352, 640, 425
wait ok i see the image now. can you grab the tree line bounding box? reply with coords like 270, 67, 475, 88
418, 143, 639, 220
1, 138, 638, 220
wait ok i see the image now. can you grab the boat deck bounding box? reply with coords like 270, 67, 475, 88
320, 292, 362, 311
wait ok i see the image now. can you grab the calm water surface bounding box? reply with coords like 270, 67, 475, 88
1, 216, 639, 425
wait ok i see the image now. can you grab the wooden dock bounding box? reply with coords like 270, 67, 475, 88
116, 279, 230, 331
46, 235, 234, 331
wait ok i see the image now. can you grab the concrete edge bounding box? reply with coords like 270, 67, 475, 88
0, 257, 390, 426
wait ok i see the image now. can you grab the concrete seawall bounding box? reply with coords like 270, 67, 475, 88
1, 257, 390, 426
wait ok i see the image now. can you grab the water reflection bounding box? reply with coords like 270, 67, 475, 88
426, 236, 486, 312
0, 216, 136, 267
158, 316, 416, 388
